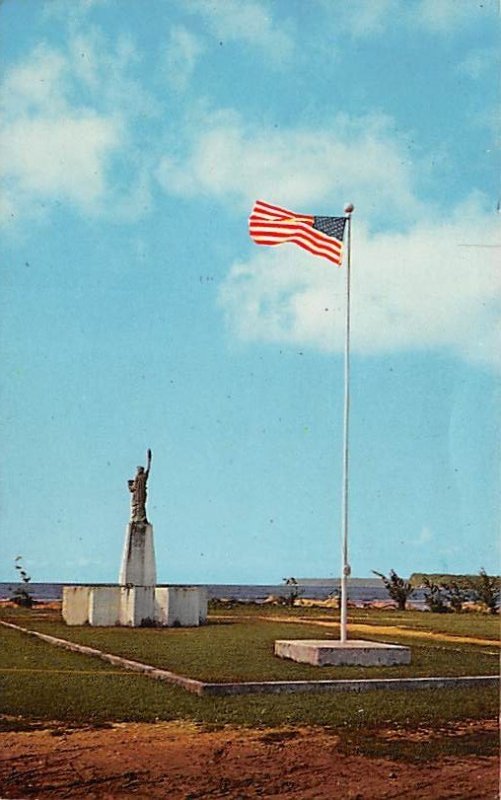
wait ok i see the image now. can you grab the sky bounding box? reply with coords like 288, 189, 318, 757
0, 0, 499, 586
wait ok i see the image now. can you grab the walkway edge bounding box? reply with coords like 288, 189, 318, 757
201, 674, 499, 695
0, 620, 204, 695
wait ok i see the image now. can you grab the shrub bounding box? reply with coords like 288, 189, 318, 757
422, 577, 449, 613
372, 569, 415, 611
10, 556, 34, 608
469, 569, 500, 615
441, 581, 470, 613
282, 577, 303, 607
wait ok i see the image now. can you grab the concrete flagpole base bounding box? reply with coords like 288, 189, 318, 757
274, 639, 411, 666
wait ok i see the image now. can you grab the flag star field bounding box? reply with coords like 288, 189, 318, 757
312, 217, 347, 245
0, 0, 498, 584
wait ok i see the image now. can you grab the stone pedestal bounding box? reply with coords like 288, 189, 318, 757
155, 586, 208, 626
275, 639, 411, 666
62, 585, 208, 627
89, 587, 121, 626
62, 586, 92, 626
119, 522, 156, 586
119, 586, 156, 627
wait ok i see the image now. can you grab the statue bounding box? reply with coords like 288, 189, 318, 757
128, 449, 152, 524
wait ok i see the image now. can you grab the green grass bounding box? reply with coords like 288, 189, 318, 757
0, 626, 497, 735
212, 602, 501, 640
336, 724, 499, 762
1, 610, 499, 762
1, 606, 497, 683
347, 607, 500, 639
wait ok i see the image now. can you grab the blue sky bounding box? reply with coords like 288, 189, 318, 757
0, 0, 499, 585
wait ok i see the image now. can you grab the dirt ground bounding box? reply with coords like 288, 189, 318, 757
0, 719, 498, 800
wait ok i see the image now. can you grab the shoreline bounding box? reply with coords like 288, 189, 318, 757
1, 597, 492, 613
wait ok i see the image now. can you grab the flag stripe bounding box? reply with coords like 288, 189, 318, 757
291, 239, 342, 265
250, 219, 343, 250
249, 200, 345, 266
251, 199, 313, 222
250, 231, 342, 263
250, 228, 342, 258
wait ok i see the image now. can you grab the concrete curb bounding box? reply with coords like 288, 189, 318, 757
2, 620, 499, 697
0, 620, 204, 695
201, 675, 499, 695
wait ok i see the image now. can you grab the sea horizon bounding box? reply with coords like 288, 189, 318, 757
0, 580, 427, 605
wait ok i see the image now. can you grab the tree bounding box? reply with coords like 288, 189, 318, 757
282, 577, 302, 607
422, 576, 449, 613
10, 556, 34, 608
372, 569, 414, 611
440, 580, 469, 613
470, 568, 500, 615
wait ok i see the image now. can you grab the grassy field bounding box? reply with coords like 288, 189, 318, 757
212, 602, 501, 639
1, 605, 498, 682
0, 604, 498, 741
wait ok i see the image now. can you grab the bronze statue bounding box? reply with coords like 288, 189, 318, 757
128, 449, 152, 523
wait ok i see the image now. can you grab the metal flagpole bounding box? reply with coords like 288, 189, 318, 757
340, 203, 354, 643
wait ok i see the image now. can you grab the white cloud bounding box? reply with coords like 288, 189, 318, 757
185, 0, 293, 62
415, 526, 433, 546
0, 32, 154, 226
44, 0, 108, 22
218, 201, 500, 368
156, 110, 424, 225
1, 46, 68, 116
0, 44, 119, 222
416, 0, 484, 33
326, 0, 495, 38
164, 25, 205, 90
2, 115, 119, 208
331, 0, 401, 38
458, 47, 499, 80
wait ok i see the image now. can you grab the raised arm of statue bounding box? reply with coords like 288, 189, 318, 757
145, 448, 152, 479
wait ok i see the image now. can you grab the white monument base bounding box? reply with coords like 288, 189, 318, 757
62, 585, 207, 628
274, 639, 411, 666
155, 586, 208, 626
119, 522, 156, 586
89, 586, 122, 626
119, 586, 156, 627
62, 586, 92, 626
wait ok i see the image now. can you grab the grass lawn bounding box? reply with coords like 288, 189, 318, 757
0, 604, 498, 747
1, 605, 498, 683
0, 625, 497, 739
213, 602, 501, 640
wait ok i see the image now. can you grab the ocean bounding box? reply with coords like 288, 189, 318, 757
0, 581, 427, 606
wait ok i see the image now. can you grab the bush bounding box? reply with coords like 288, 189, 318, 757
372, 570, 415, 611
440, 581, 470, 613
469, 569, 500, 615
282, 577, 303, 607
422, 577, 449, 613
10, 556, 34, 609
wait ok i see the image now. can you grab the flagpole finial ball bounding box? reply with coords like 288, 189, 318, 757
344, 203, 354, 215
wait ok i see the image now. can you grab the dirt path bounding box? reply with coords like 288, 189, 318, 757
264, 615, 500, 648
0, 720, 498, 799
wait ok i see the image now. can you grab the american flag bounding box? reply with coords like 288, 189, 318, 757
249, 199, 347, 265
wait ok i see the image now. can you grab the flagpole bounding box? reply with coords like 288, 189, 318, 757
340, 203, 354, 643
